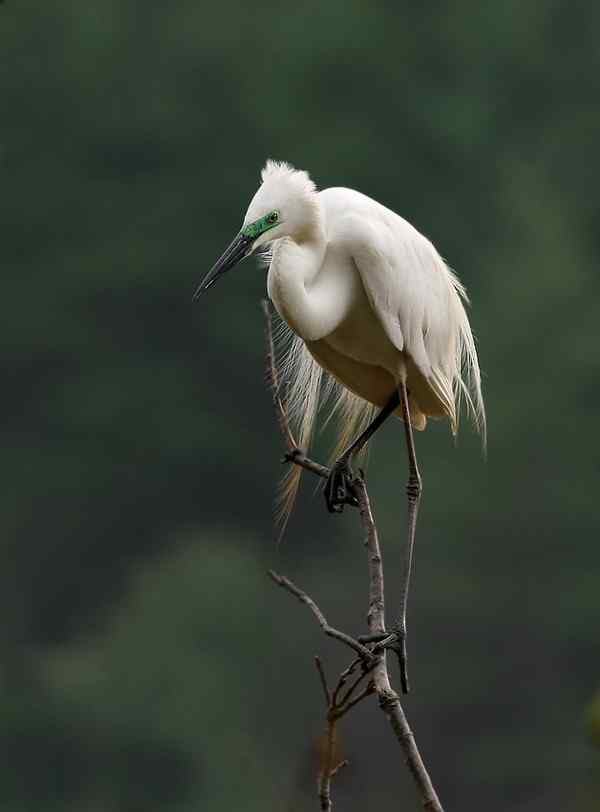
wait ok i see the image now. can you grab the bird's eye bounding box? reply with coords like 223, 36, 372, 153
267, 211, 279, 224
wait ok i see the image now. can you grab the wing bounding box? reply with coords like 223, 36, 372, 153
338, 210, 485, 438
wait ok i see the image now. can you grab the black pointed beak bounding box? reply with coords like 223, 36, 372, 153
193, 231, 253, 299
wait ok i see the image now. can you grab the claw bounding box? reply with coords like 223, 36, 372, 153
387, 627, 409, 694
324, 459, 358, 513
362, 628, 410, 694
394, 634, 410, 695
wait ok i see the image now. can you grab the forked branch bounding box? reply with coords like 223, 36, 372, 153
313, 655, 373, 811
263, 300, 443, 812
354, 477, 442, 811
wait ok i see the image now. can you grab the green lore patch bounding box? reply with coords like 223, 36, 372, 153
242, 210, 279, 239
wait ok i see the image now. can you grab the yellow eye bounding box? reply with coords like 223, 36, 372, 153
267, 211, 279, 224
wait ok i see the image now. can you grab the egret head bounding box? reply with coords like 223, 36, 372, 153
195, 160, 318, 297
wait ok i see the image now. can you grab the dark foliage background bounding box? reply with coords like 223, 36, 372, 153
2, 1, 600, 809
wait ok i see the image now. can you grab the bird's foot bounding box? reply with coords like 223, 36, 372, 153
324, 458, 359, 513
282, 447, 302, 464
358, 625, 410, 694
390, 628, 410, 695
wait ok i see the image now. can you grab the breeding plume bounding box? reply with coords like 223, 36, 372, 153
197, 160, 485, 691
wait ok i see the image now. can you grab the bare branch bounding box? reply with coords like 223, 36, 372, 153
263, 303, 445, 812
284, 448, 330, 480
268, 570, 374, 663
355, 477, 386, 636
330, 658, 361, 707
354, 478, 443, 812
338, 680, 375, 716
317, 661, 372, 811
338, 667, 372, 708
318, 716, 337, 812
329, 760, 349, 779
314, 656, 331, 707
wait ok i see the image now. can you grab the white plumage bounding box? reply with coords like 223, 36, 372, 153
199, 159, 486, 693
240, 161, 485, 519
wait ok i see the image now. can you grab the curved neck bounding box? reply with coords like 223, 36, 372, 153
267, 222, 353, 342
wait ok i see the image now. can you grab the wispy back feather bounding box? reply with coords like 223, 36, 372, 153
446, 269, 487, 450
273, 317, 375, 529
272, 291, 485, 530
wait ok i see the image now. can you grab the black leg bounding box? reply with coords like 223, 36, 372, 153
324, 390, 400, 513
392, 379, 422, 693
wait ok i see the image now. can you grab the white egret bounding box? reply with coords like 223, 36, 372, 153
197, 161, 485, 692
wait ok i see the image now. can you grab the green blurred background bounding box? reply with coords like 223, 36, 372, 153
2, 1, 600, 809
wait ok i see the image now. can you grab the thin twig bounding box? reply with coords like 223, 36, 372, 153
356, 477, 386, 636
338, 667, 371, 708
337, 656, 362, 684
319, 702, 337, 811
268, 570, 374, 663
329, 760, 349, 779
284, 449, 330, 480
338, 680, 375, 716
315, 656, 331, 707
331, 661, 358, 708
315, 658, 372, 811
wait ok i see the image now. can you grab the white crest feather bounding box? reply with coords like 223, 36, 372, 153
261, 160, 316, 197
